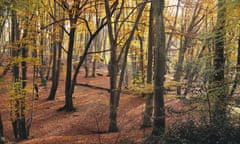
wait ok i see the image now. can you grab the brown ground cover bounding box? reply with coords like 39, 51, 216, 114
0, 68, 184, 144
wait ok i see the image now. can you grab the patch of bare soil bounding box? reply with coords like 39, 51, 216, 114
0, 68, 184, 144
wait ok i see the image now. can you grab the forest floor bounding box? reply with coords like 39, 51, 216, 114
0, 67, 186, 144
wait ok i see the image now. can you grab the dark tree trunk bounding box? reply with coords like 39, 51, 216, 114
48, 2, 63, 100
63, 26, 76, 112
142, 4, 153, 128
63, 7, 110, 115
48, 42, 57, 100
104, 0, 119, 132
10, 10, 29, 140
212, 0, 226, 126
108, 40, 118, 132
45, 45, 53, 80
48, 0, 58, 100
152, 0, 166, 136
230, 35, 240, 97
11, 6, 26, 141
19, 36, 28, 140
54, 33, 63, 95
138, 35, 145, 84
174, 21, 185, 96
39, 26, 47, 87
0, 113, 4, 144
104, 0, 146, 132
174, 3, 201, 97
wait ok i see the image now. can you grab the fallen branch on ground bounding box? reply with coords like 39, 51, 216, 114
75, 83, 110, 92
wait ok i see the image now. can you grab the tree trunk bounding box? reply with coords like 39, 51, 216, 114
229, 34, 240, 97
92, 59, 96, 77
48, 39, 57, 100
45, 45, 52, 80
142, 4, 153, 128
11, 6, 25, 141
212, 0, 227, 126
138, 35, 145, 84
19, 30, 28, 140
152, 0, 166, 136
48, 0, 63, 100
104, 0, 119, 132
104, 0, 146, 132
174, 3, 201, 97
39, 25, 47, 87
0, 113, 4, 144
63, 26, 76, 112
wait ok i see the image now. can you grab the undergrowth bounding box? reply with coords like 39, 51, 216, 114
163, 119, 240, 144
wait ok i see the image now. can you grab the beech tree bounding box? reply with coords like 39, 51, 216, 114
43, 0, 109, 112
10, 1, 26, 140
151, 0, 166, 136
57, 0, 84, 111
46, 0, 64, 100
211, 0, 227, 126
104, 0, 147, 132
142, 3, 153, 128
1, 0, 240, 143
173, 1, 204, 97
7, 0, 42, 140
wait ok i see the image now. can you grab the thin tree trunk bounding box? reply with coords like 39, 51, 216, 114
48, 36, 57, 100
138, 35, 145, 84
11, 5, 22, 141
48, 0, 63, 100
39, 26, 47, 87
174, 3, 201, 97
229, 35, 240, 97
20, 31, 28, 139
0, 113, 4, 144
104, 0, 146, 132
166, 0, 180, 51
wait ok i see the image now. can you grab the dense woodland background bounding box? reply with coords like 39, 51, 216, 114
0, 0, 240, 143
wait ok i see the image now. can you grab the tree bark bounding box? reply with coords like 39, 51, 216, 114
104, 0, 119, 132
48, 37, 57, 100
48, 1, 63, 100
174, 3, 202, 97
0, 113, 4, 144
229, 34, 240, 97
63, 26, 76, 112
104, 0, 146, 132
11, 4, 23, 141
20, 30, 28, 139
142, 4, 153, 128
212, 0, 227, 126
152, 0, 166, 136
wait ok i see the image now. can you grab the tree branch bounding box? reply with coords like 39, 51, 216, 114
75, 83, 110, 92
